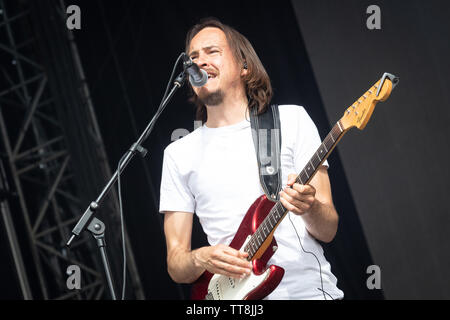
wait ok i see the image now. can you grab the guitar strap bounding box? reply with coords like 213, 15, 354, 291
249, 104, 282, 202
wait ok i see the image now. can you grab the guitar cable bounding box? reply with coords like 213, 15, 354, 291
287, 212, 334, 300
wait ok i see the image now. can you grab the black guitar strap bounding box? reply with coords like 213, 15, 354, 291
249, 104, 282, 202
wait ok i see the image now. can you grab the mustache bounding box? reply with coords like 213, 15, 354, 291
202, 68, 218, 77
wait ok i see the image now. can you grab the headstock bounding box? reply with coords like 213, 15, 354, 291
340, 73, 399, 131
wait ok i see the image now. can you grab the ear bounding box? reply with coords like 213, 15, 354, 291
241, 62, 248, 76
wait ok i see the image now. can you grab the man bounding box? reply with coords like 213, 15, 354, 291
159, 18, 344, 300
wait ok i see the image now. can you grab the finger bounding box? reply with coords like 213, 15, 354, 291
222, 247, 252, 268
291, 183, 315, 196
279, 195, 297, 214
220, 252, 252, 270
280, 191, 309, 214
238, 251, 249, 259
283, 186, 315, 204
287, 173, 297, 186
211, 259, 251, 277
280, 190, 308, 210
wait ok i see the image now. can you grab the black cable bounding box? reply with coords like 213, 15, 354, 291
116, 52, 185, 299
117, 153, 127, 300
288, 212, 334, 300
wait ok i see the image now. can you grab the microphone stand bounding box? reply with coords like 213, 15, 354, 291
65, 70, 187, 300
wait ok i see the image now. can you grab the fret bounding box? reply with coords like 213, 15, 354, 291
306, 161, 315, 177
303, 168, 310, 180
271, 209, 279, 227
268, 215, 274, 228
309, 159, 316, 172
261, 222, 269, 238
262, 222, 268, 235
278, 203, 284, 217
249, 243, 256, 257
245, 242, 251, 255
336, 122, 343, 134
252, 239, 257, 250
278, 203, 285, 216
272, 207, 280, 220
255, 232, 262, 246
316, 143, 327, 162
250, 237, 258, 252
276, 203, 286, 220
246, 244, 253, 257
313, 156, 322, 169
326, 135, 334, 149
264, 220, 273, 237
315, 150, 321, 162
330, 126, 340, 143
330, 129, 337, 142
297, 173, 305, 185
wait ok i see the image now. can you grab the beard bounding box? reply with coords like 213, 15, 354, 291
197, 89, 224, 106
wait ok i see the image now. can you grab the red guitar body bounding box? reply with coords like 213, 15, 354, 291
191, 195, 285, 300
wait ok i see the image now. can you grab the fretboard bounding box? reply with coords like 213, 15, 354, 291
244, 120, 345, 259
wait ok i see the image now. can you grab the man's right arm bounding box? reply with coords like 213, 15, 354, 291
163, 211, 252, 284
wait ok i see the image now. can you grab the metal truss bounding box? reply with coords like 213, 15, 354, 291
0, 0, 144, 299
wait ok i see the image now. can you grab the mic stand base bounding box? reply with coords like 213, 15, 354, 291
87, 217, 117, 300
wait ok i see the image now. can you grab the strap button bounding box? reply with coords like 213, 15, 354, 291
266, 166, 275, 175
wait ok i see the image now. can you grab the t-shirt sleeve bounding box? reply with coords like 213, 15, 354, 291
294, 107, 329, 173
159, 146, 195, 214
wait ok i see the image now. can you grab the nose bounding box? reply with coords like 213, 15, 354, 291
195, 53, 209, 69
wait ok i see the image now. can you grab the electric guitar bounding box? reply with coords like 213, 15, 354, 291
191, 73, 399, 300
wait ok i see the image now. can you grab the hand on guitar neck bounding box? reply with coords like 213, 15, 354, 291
279, 173, 317, 216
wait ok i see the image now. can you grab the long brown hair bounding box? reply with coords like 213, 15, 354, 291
185, 18, 273, 122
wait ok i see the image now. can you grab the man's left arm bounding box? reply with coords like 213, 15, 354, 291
279, 166, 338, 243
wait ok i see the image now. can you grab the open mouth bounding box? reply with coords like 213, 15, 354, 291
207, 71, 217, 79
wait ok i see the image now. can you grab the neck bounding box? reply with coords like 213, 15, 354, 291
205, 91, 249, 128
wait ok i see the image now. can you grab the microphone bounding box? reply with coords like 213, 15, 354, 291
182, 54, 208, 87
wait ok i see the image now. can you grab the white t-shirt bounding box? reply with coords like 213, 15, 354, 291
159, 104, 344, 300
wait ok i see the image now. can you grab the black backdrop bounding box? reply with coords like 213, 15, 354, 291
66, 0, 382, 299
292, 0, 450, 299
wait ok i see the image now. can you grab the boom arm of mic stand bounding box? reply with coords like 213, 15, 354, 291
66, 71, 186, 247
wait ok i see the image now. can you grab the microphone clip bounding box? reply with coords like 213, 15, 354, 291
174, 71, 187, 87
181, 53, 208, 87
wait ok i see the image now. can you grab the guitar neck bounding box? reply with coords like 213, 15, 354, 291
244, 120, 347, 260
